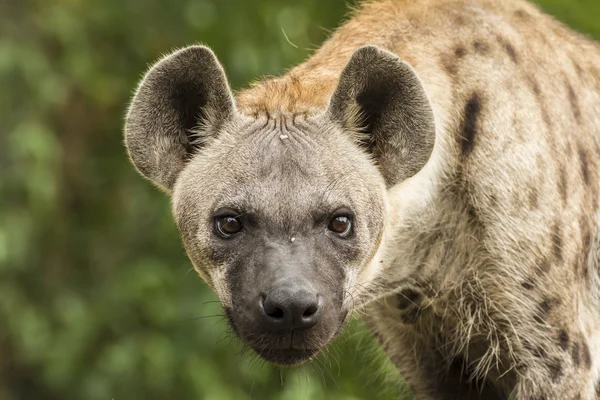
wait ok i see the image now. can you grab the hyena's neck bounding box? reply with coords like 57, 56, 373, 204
235, 1, 411, 118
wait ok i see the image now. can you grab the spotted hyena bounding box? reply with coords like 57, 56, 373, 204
124, 0, 600, 398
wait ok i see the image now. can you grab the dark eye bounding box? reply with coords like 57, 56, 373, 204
328, 215, 352, 237
215, 215, 243, 238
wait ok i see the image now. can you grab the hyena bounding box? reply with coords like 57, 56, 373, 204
124, 0, 600, 398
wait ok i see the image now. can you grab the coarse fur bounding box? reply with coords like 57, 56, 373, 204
124, 0, 600, 398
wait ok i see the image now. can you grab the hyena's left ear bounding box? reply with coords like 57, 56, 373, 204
125, 45, 235, 192
328, 45, 436, 187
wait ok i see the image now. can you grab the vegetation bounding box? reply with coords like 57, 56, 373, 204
1, 0, 597, 398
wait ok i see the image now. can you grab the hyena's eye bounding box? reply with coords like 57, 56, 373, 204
214, 215, 243, 238
328, 215, 353, 237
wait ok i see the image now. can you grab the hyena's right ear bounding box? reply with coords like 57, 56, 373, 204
125, 45, 235, 192
328, 45, 436, 187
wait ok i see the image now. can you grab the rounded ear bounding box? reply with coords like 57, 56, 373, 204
124, 45, 235, 192
328, 45, 436, 187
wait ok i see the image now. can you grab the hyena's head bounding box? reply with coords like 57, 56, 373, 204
124, 45, 435, 365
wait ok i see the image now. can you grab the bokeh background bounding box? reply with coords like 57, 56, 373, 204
1, 0, 599, 399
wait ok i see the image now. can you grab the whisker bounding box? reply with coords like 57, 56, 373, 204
179, 314, 226, 323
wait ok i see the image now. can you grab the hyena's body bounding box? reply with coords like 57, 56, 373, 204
125, 0, 600, 398
239, 0, 600, 398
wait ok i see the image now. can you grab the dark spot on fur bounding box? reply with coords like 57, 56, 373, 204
551, 222, 563, 261
373, 331, 385, 347
572, 342, 581, 366
465, 203, 479, 225
565, 79, 582, 123
496, 35, 519, 63
515, 9, 530, 19
534, 345, 548, 359
578, 146, 590, 185
400, 307, 422, 324
524, 339, 549, 361
396, 288, 421, 310
530, 78, 541, 96
558, 329, 570, 351
505, 43, 518, 63
581, 341, 592, 369
457, 93, 483, 155
534, 300, 550, 324
537, 257, 551, 275
528, 185, 539, 209
453, 14, 466, 26
521, 278, 535, 290
580, 222, 592, 273
547, 358, 563, 382
489, 193, 498, 208
454, 46, 467, 58
578, 257, 588, 278
572, 60, 583, 77
473, 40, 490, 54
558, 166, 568, 206
441, 54, 458, 76
526, 75, 553, 137
540, 299, 553, 313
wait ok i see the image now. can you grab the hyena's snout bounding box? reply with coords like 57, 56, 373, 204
258, 278, 323, 332
226, 241, 348, 366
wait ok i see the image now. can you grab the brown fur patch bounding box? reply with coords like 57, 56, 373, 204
496, 35, 519, 63
441, 54, 458, 76
547, 358, 564, 382
528, 184, 539, 209
558, 166, 568, 206
537, 257, 552, 275
565, 78, 582, 123
526, 75, 553, 139
521, 277, 535, 290
572, 342, 581, 366
534, 298, 554, 324
551, 222, 563, 261
558, 329, 570, 351
515, 9, 531, 20
473, 40, 490, 54
396, 288, 422, 310
454, 46, 467, 58
581, 340, 592, 369
578, 146, 590, 185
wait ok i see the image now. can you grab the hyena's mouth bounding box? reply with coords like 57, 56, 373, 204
252, 347, 321, 366
225, 306, 349, 366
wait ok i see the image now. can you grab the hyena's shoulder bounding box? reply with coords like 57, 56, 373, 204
413, 0, 600, 292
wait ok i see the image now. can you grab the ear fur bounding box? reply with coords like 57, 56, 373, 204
124, 45, 235, 192
328, 45, 436, 187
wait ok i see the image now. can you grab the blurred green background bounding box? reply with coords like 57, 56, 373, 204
1, 0, 598, 399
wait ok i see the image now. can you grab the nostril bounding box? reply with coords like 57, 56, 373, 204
302, 295, 322, 323
303, 304, 318, 318
260, 295, 286, 321
267, 307, 284, 319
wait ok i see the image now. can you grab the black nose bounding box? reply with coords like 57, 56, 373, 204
258, 281, 322, 331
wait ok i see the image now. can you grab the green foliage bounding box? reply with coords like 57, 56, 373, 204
0, 0, 597, 399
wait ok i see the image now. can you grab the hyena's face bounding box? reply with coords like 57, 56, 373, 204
172, 115, 386, 364
125, 45, 435, 365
